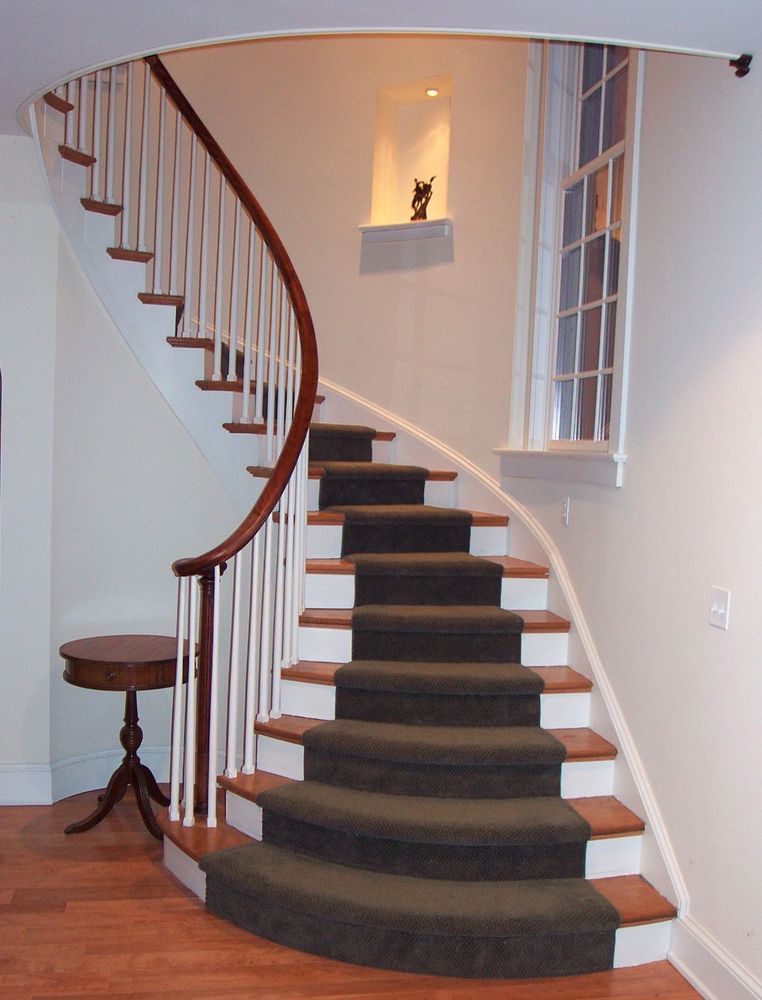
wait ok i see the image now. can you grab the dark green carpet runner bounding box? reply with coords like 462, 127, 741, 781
201, 420, 620, 978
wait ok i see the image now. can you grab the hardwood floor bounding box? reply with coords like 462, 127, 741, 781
0, 793, 702, 999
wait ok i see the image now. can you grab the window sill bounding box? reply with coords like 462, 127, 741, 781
495, 448, 627, 488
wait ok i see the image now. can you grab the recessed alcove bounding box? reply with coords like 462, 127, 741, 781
368, 73, 452, 227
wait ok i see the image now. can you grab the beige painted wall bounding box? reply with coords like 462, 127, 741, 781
165, 34, 528, 477
505, 50, 762, 982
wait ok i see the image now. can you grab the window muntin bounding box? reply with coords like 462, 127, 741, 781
550, 44, 629, 445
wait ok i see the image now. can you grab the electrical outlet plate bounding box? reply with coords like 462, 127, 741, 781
709, 586, 731, 630
561, 497, 570, 526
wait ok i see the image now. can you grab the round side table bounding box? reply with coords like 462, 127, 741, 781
60, 634, 189, 840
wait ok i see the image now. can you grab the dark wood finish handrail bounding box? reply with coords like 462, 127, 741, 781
143, 56, 319, 579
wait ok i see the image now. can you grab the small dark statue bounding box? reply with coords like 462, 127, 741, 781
411, 176, 436, 221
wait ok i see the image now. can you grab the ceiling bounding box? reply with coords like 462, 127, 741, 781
1, 0, 758, 135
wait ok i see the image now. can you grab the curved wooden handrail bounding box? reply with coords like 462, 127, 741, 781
143, 56, 319, 578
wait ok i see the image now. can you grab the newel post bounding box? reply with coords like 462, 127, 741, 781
194, 570, 215, 813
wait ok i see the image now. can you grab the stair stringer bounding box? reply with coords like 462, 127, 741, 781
31, 100, 262, 516
316, 374, 688, 918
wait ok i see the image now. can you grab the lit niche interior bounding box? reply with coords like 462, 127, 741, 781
364, 73, 452, 239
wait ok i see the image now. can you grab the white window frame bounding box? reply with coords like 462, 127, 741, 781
500, 41, 644, 487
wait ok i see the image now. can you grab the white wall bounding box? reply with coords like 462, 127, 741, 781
0, 136, 58, 801
165, 34, 528, 477
0, 136, 239, 802
504, 50, 762, 990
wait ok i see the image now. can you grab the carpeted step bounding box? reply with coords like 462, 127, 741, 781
349, 552, 503, 606
258, 782, 591, 881
330, 504, 473, 555
352, 604, 524, 663
303, 719, 564, 797
309, 423, 375, 462
335, 660, 541, 726
316, 462, 428, 508
201, 841, 619, 978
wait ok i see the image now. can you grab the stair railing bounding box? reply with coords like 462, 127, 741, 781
41, 56, 318, 825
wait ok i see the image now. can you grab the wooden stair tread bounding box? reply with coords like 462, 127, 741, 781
567, 796, 645, 839
107, 246, 153, 263
158, 810, 253, 862
283, 661, 591, 693
305, 555, 548, 578
218, 769, 295, 800
307, 508, 509, 527
59, 144, 95, 166
138, 292, 184, 306
255, 715, 615, 761
80, 197, 122, 216
44, 91, 74, 113
592, 875, 677, 926
167, 336, 215, 349
299, 607, 570, 633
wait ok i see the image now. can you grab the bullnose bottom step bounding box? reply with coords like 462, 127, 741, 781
201, 841, 619, 979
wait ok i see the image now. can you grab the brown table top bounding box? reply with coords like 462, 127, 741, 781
60, 634, 189, 692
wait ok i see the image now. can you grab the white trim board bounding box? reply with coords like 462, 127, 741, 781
670, 917, 762, 1000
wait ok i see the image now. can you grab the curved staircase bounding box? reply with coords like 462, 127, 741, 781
34, 60, 677, 983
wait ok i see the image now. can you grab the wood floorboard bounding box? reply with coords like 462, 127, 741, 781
0, 794, 700, 999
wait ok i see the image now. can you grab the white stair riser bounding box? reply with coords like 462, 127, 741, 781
305, 523, 508, 559
221, 784, 641, 880
163, 839, 207, 900
613, 919, 673, 967
303, 574, 548, 611
280, 677, 590, 728
257, 737, 614, 797
298, 624, 568, 667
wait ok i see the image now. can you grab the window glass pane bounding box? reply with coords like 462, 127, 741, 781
603, 301, 616, 368
580, 307, 601, 372
610, 155, 624, 224
606, 46, 628, 72
562, 182, 584, 247
607, 229, 621, 297
577, 376, 598, 440
598, 373, 612, 439
579, 89, 601, 167
559, 246, 581, 311
585, 166, 608, 235
582, 44, 604, 92
556, 315, 578, 374
602, 65, 628, 151
553, 379, 575, 440
583, 236, 605, 304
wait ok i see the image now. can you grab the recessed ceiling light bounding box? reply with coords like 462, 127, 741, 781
425, 87, 440, 98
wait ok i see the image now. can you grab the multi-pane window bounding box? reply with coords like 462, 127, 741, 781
551, 44, 629, 443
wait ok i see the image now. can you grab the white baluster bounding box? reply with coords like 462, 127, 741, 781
257, 515, 275, 723
136, 63, 151, 252
169, 110, 183, 296
64, 81, 75, 148
240, 222, 256, 422
225, 552, 243, 778
212, 177, 226, 379
265, 264, 278, 464
254, 246, 269, 424
169, 576, 188, 822
227, 200, 241, 381
76, 75, 88, 155
275, 283, 288, 456
151, 88, 167, 294
197, 150, 211, 339
182, 135, 199, 337
242, 532, 262, 774
119, 62, 134, 248
182, 575, 199, 826
270, 485, 289, 720
105, 66, 117, 205
90, 71, 103, 199
206, 565, 221, 828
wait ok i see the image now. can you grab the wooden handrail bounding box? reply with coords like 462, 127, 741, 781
143, 55, 319, 579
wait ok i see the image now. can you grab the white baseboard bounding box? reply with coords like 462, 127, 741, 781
0, 764, 53, 804
0, 747, 171, 805
670, 916, 762, 1000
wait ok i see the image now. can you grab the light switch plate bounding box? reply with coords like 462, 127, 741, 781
709, 586, 731, 630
